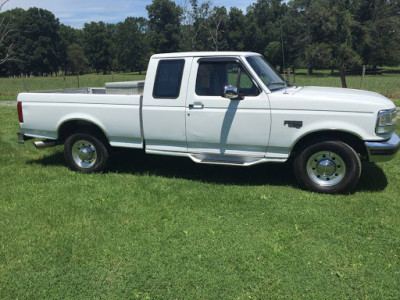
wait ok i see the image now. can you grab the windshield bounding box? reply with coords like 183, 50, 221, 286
246, 55, 286, 91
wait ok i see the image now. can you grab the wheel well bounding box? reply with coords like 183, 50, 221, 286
290, 131, 367, 159
58, 120, 109, 144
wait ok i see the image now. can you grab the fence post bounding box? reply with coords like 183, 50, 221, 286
21, 74, 29, 92
286, 68, 290, 85
63, 73, 69, 89
359, 65, 366, 89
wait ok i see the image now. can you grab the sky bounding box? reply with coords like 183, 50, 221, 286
1, 0, 256, 28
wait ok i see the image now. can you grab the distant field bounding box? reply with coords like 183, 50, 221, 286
0, 70, 399, 106
0, 73, 146, 101
295, 73, 400, 105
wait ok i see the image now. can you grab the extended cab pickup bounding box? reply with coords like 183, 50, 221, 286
17, 52, 400, 193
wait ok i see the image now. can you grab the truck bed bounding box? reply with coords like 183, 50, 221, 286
18, 82, 144, 149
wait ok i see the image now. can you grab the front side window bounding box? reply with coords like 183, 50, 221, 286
195, 61, 259, 97
153, 60, 185, 99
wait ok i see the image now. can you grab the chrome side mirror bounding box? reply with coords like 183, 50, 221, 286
223, 85, 239, 99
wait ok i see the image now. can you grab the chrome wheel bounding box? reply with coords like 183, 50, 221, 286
71, 140, 97, 169
306, 151, 346, 186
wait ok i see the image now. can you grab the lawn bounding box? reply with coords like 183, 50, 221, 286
1, 105, 399, 298
0, 73, 146, 101
0, 69, 399, 107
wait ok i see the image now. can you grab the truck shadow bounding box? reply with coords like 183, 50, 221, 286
357, 162, 388, 192
28, 149, 387, 191
107, 149, 297, 187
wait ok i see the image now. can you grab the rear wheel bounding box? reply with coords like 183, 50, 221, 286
294, 141, 361, 194
64, 131, 109, 173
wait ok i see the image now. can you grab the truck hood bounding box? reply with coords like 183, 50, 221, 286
269, 86, 395, 112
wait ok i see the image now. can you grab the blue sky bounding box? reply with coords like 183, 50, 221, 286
2, 0, 256, 28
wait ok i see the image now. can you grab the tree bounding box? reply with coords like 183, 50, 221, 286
352, 0, 400, 68
292, 0, 361, 85
3, 7, 61, 75
114, 17, 149, 73
180, 0, 213, 51
226, 7, 246, 51
82, 21, 114, 74
264, 41, 283, 69
67, 44, 88, 74
146, 0, 182, 53
246, 0, 288, 47
0, 0, 14, 65
204, 6, 228, 51
58, 24, 82, 73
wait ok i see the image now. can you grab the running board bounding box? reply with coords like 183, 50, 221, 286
189, 155, 268, 166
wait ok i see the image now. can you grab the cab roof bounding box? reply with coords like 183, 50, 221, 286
151, 52, 260, 59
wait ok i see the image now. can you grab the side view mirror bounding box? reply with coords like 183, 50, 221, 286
223, 85, 241, 100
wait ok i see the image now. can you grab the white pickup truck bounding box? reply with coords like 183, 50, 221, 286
17, 52, 400, 193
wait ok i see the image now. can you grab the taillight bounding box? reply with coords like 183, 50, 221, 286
17, 102, 23, 123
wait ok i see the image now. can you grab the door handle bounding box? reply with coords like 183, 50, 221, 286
189, 103, 204, 109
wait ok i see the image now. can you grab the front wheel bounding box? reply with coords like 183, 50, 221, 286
294, 141, 361, 194
64, 132, 109, 173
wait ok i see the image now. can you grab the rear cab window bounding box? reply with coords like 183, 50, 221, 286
153, 60, 185, 99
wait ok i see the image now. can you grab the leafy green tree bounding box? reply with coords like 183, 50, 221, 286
0, 0, 14, 65
291, 0, 361, 85
114, 17, 149, 73
146, 0, 182, 53
204, 6, 228, 51
246, 0, 288, 48
226, 7, 246, 51
180, 0, 213, 51
58, 24, 82, 73
239, 15, 264, 54
67, 44, 89, 75
304, 43, 332, 71
352, 0, 400, 68
82, 21, 114, 74
264, 41, 283, 69
3, 7, 61, 75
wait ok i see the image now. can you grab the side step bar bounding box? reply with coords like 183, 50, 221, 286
189, 154, 269, 167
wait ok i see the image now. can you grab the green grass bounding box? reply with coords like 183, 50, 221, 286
1, 69, 400, 105
1, 106, 400, 298
295, 74, 400, 102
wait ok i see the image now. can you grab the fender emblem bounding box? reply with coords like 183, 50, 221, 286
284, 120, 303, 129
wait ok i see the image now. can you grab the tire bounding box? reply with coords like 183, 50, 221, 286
294, 140, 361, 194
64, 131, 109, 173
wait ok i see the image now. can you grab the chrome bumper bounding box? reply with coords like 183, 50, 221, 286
365, 133, 400, 162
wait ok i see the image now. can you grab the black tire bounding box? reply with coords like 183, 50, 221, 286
64, 131, 109, 173
294, 140, 361, 194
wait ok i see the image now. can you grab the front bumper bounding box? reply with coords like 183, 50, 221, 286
365, 132, 400, 162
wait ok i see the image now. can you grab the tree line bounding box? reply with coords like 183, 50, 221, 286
0, 0, 399, 78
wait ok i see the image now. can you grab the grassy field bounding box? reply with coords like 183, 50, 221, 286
1, 104, 400, 298
0, 73, 146, 101
0, 70, 399, 107
296, 73, 400, 105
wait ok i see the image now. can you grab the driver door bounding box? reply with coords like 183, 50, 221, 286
185, 57, 271, 157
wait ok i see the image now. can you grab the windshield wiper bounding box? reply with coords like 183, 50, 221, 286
268, 82, 286, 87
268, 82, 287, 90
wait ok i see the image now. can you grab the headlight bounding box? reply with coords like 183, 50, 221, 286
376, 108, 397, 134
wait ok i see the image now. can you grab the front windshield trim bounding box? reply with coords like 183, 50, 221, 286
245, 55, 287, 92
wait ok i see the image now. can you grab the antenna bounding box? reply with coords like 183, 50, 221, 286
280, 23, 285, 72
